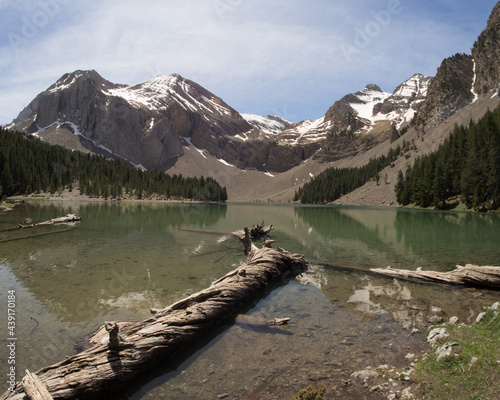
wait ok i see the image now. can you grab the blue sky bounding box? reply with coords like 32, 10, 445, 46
0, 0, 497, 125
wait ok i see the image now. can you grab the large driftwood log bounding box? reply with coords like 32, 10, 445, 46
1, 227, 306, 400
0, 215, 81, 233
370, 264, 500, 288
19, 214, 81, 229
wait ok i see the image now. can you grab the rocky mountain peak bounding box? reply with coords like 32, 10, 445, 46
370, 73, 431, 128
48, 70, 117, 93
107, 73, 241, 123
392, 73, 430, 99
364, 84, 383, 92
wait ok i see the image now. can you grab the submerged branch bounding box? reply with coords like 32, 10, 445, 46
370, 264, 500, 288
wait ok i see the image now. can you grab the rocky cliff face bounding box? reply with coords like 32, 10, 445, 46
15, 71, 188, 169
415, 54, 475, 127
414, 3, 500, 128
472, 1, 500, 96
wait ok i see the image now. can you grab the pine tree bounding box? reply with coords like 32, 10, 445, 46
395, 105, 500, 211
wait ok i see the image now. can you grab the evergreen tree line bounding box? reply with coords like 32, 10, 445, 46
294, 144, 405, 204
0, 128, 227, 202
395, 106, 500, 211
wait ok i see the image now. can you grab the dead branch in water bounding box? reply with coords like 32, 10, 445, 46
313, 261, 500, 289
370, 264, 500, 288
0, 226, 76, 244
179, 220, 274, 242
232, 220, 273, 241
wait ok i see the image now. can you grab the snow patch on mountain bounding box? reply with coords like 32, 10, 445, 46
392, 73, 429, 98
48, 72, 85, 93
105, 74, 234, 117
372, 73, 431, 128
350, 86, 391, 124
183, 136, 207, 159
286, 117, 330, 144
471, 60, 479, 103
241, 113, 293, 135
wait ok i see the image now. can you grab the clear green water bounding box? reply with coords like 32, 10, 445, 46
0, 201, 499, 399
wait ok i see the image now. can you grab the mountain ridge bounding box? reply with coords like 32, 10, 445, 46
4, 2, 500, 203
3, 65, 473, 166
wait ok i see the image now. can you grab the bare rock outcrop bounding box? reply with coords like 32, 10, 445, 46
472, 1, 500, 96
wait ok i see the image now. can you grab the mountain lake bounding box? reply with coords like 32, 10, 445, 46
1, 201, 499, 399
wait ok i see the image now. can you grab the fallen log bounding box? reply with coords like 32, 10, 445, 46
18, 214, 81, 229
0, 215, 80, 233
1, 226, 306, 400
370, 264, 500, 288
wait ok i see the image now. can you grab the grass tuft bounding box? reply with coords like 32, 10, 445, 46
415, 308, 500, 399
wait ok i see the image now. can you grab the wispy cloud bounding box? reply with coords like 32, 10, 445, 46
0, 0, 496, 124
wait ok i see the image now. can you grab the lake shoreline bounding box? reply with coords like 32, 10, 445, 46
6, 189, 214, 205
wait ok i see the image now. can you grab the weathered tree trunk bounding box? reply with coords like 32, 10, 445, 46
0, 215, 81, 233
370, 264, 500, 288
1, 227, 306, 400
19, 214, 81, 229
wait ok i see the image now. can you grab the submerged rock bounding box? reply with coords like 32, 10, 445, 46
428, 315, 444, 325
351, 369, 379, 381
